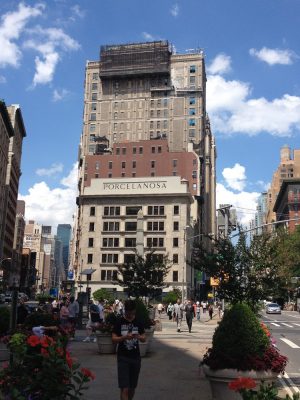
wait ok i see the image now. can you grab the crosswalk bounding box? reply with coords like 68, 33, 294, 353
264, 321, 300, 328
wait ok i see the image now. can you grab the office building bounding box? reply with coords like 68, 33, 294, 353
73, 41, 216, 298
57, 224, 72, 275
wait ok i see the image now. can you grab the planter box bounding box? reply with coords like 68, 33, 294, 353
145, 327, 155, 353
0, 342, 9, 361
96, 333, 116, 354
203, 365, 278, 400
139, 341, 148, 357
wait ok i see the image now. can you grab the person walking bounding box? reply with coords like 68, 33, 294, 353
166, 302, 174, 320
208, 304, 213, 320
83, 300, 101, 342
112, 299, 146, 400
195, 301, 201, 321
185, 300, 195, 333
59, 300, 69, 328
202, 300, 207, 314
68, 296, 79, 339
157, 303, 163, 317
173, 298, 184, 332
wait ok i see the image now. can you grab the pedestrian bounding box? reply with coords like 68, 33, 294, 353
173, 298, 184, 332
208, 304, 213, 320
112, 299, 146, 400
167, 302, 174, 320
157, 303, 163, 317
185, 299, 195, 333
59, 300, 69, 328
202, 300, 207, 314
83, 300, 101, 342
68, 296, 79, 339
195, 301, 201, 321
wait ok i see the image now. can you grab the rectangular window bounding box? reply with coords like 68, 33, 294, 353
126, 206, 142, 215
108, 161, 112, 170
173, 221, 179, 231
158, 146, 162, 153
87, 254, 93, 264
122, 161, 126, 169
132, 161, 136, 169
173, 238, 179, 247
90, 124, 96, 132
116, 147, 120, 155
189, 129, 195, 138
173, 254, 178, 264
124, 254, 135, 264
122, 148, 126, 155
132, 172, 136, 177
92, 72, 98, 80
189, 97, 195, 105
147, 221, 164, 231
174, 205, 179, 215
104, 206, 120, 216
103, 222, 120, 231
95, 161, 100, 170
101, 270, 106, 281
91, 83, 97, 91
90, 206, 95, 216
125, 221, 137, 231
147, 205, 164, 215
91, 93, 97, 101
189, 119, 196, 126
152, 146, 155, 154
151, 161, 155, 168
163, 120, 168, 129
125, 238, 136, 247
89, 222, 95, 232
91, 103, 97, 111
190, 65, 196, 73
139, 147, 143, 154
189, 108, 196, 115
173, 159, 178, 168
90, 113, 96, 121
173, 271, 178, 282
189, 76, 196, 85
102, 237, 119, 247
147, 237, 164, 247
88, 238, 94, 247
192, 170, 197, 179
133, 147, 137, 154
102, 254, 119, 264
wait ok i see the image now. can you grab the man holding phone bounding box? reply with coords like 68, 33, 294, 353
112, 299, 146, 400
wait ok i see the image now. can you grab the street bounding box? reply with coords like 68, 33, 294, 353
262, 310, 300, 397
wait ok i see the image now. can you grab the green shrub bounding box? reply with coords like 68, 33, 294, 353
0, 306, 10, 335
163, 289, 181, 305
203, 303, 269, 370
93, 288, 114, 304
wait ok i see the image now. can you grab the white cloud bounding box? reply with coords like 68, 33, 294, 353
20, 163, 78, 229
36, 162, 64, 177
207, 54, 232, 75
170, 4, 179, 17
52, 88, 70, 102
71, 5, 85, 19
0, 2, 44, 68
222, 163, 246, 191
0, 75, 6, 83
216, 183, 260, 226
142, 32, 155, 41
207, 74, 300, 136
24, 26, 80, 86
249, 47, 297, 66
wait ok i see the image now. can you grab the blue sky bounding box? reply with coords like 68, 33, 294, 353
1, 0, 299, 230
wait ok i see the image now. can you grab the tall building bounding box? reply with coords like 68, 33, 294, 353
74, 41, 216, 298
0, 101, 14, 261
266, 145, 300, 227
250, 192, 268, 240
57, 224, 72, 275
273, 179, 300, 233
12, 200, 26, 282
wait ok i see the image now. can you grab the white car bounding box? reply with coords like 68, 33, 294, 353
266, 303, 281, 314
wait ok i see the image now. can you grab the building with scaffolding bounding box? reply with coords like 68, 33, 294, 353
73, 41, 216, 299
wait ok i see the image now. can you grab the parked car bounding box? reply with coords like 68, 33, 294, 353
266, 302, 281, 314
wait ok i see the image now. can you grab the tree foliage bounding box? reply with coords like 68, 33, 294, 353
192, 227, 300, 308
116, 251, 171, 299
92, 288, 114, 303
163, 288, 182, 304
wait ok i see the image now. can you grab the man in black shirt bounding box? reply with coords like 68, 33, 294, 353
112, 299, 146, 400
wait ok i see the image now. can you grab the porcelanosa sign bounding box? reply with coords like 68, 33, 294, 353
103, 181, 167, 191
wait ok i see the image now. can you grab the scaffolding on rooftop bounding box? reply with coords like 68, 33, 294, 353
99, 41, 171, 78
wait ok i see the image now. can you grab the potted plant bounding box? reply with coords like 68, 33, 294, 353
201, 303, 288, 400
0, 332, 95, 399
96, 312, 117, 354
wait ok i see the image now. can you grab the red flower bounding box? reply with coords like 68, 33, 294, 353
56, 347, 64, 356
228, 377, 256, 391
81, 368, 95, 380
27, 335, 41, 347
40, 336, 54, 348
65, 352, 73, 368
41, 348, 49, 357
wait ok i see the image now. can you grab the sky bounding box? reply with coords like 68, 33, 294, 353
0, 0, 300, 232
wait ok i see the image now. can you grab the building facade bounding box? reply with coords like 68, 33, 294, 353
273, 179, 300, 233
57, 224, 72, 275
74, 41, 216, 298
266, 146, 300, 228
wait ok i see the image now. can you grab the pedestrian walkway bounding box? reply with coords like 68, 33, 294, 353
71, 314, 219, 399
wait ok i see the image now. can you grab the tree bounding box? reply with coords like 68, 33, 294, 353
192, 228, 287, 309
116, 251, 171, 299
163, 288, 182, 304
92, 288, 114, 303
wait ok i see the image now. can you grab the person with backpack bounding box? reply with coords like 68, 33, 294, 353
185, 299, 195, 333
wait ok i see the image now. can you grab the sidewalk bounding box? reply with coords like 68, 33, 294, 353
71, 314, 219, 399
